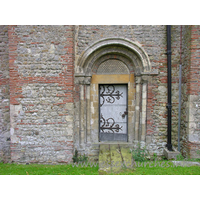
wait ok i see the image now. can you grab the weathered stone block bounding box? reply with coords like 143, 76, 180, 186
163, 147, 180, 160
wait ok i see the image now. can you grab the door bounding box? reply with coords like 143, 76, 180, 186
99, 84, 128, 141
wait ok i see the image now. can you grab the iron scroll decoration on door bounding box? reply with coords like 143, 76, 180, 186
99, 84, 128, 141
99, 85, 123, 106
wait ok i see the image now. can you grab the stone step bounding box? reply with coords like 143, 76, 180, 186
99, 144, 133, 174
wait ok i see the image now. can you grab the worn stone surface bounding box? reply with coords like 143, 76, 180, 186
99, 144, 133, 174
163, 147, 180, 160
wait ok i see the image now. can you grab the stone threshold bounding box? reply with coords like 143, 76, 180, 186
98, 144, 133, 174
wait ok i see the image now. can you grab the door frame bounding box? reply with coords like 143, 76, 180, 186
90, 74, 135, 143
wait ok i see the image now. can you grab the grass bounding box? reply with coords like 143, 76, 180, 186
0, 161, 200, 175
115, 164, 200, 175
0, 162, 99, 175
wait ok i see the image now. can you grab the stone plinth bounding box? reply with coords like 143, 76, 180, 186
164, 147, 180, 160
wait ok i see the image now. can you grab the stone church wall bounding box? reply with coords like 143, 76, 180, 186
74, 25, 181, 157
0, 25, 10, 162
180, 25, 200, 158
0, 25, 199, 163
181, 25, 191, 157
8, 25, 74, 164
186, 26, 200, 158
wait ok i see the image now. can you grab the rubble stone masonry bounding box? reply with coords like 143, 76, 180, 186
8, 25, 74, 163
186, 26, 200, 158
181, 26, 200, 158
0, 25, 10, 162
74, 25, 180, 157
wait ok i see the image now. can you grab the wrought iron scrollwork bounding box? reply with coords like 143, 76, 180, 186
100, 114, 123, 133
99, 85, 123, 107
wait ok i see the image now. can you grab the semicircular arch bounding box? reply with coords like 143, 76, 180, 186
76, 37, 151, 75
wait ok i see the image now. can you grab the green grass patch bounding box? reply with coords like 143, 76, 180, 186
0, 161, 199, 175
114, 166, 200, 175
0, 162, 99, 175
110, 161, 200, 175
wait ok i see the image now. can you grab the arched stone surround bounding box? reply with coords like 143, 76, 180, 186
74, 38, 158, 159
76, 37, 151, 74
